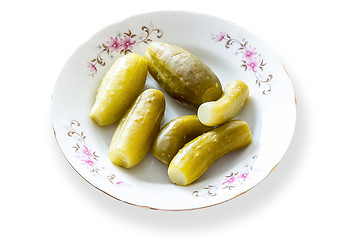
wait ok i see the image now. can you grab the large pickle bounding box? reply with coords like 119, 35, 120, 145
90, 53, 147, 126
198, 80, 249, 126
152, 115, 213, 165
109, 89, 165, 168
144, 42, 222, 106
168, 120, 252, 186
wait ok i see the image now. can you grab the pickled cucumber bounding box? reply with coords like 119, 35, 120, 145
168, 120, 252, 186
109, 89, 165, 168
144, 42, 222, 106
152, 115, 213, 165
198, 80, 249, 126
90, 53, 148, 126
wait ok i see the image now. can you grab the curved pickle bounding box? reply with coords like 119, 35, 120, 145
198, 80, 249, 126
90, 53, 148, 126
144, 42, 222, 106
152, 115, 213, 165
109, 89, 165, 168
168, 120, 252, 186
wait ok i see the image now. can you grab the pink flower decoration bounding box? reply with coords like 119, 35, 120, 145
240, 172, 249, 180
107, 37, 122, 53
82, 158, 95, 166
246, 58, 261, 72
222, 175, 238, 185
87, 62, 97, 74
120, 35, 136, 51
80, 145, 96, 166
81, 145, 93, 158
241, 45, 258, 60
215, 32, 226, 42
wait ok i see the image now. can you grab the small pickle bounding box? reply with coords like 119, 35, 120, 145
198, 80, 249, 126
90, 53, 147, 126
144, 42, 222, 106
168, 120, 252, 186
152, 115, 213, 165
109, 89, 165, 168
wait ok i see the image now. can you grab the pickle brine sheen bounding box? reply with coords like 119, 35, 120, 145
109, 89, 165, 168
168, 120, 252, 186
90, 53, 148, 126
152, 115, 213, 165
144, 42, 222, 106
198, 80, 249, 126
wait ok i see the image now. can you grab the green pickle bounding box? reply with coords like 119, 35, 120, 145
90, 53, 148, 126
144, 42, 222, 106
109, 89, 165, 168
152, 115, 213, 165
168, 120, 252, 186
198, 80, 249, 126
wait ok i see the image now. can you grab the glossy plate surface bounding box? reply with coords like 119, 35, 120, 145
51, 11, 296, 210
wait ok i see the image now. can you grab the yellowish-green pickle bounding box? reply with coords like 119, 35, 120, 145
152, 115, 213, 165
90, 53, 148, 126
198, 80, 249, 126
109, 89, 165, 168
143, 42, 223, 106
168, 120, 252, 186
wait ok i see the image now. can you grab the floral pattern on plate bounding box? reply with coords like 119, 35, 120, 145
87, 24, 163, 77
193, 156, 257, 197
67, 120, 126, 186
212, 32, 273, 95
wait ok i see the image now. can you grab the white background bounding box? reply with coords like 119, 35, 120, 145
1, 0, 360, 239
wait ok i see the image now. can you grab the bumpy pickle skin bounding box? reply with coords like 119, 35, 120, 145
109, 89, 165, 168
198, 80, 249, 126
152, 115, 213, 165
90, 53, 148, 126
168, 120, 252, 186
143, 42, 223, 106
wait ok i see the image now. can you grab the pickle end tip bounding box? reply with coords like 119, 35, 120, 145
202, 86, 223, 103
197, 103, 213, 126
153, 154, 171, 166
168, 167, 187, 186
238, 121, 253, 147
109, 150, 132, 168
90, 112, 103, 126
89, 112, 113, 126
244, 130, 253, 147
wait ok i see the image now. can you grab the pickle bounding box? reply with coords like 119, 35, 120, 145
152, 115, 213, 165
144, 42, 222, 106
198, 80, 249, 126
168, 120, 252, 186
109, 89, 165, 168
90, 53, 147, 126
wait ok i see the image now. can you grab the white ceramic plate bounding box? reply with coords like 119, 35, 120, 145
51, 11, 296, 211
